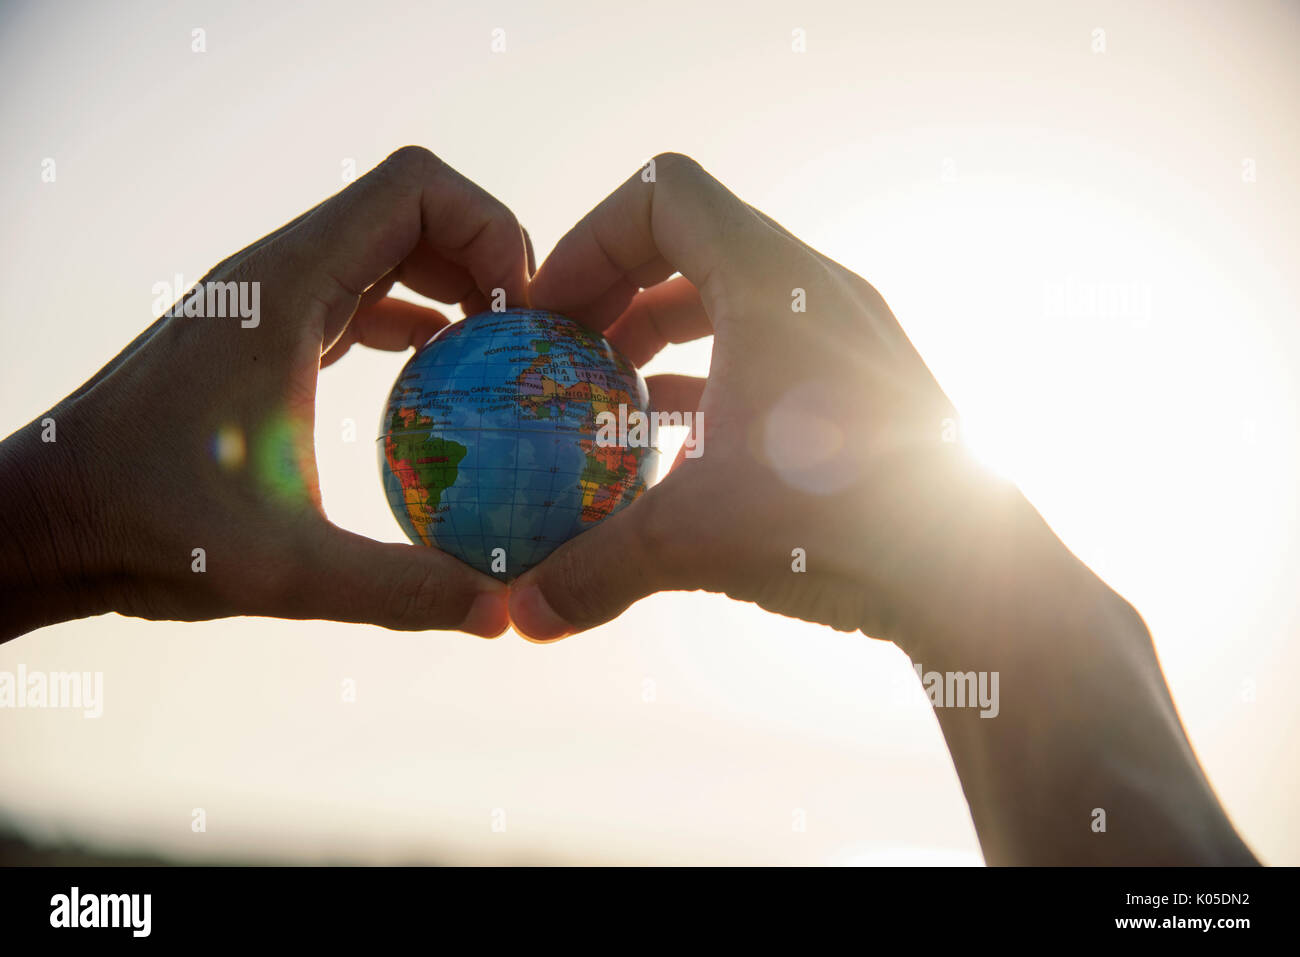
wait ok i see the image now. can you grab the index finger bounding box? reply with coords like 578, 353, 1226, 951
273, 146, 531, 337
529, 153, 775, 331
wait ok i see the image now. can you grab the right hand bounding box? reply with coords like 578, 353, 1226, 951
508, 153, 1068, 649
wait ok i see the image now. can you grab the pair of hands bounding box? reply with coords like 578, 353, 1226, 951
7, 147, 1261, 864
5, 147, 1049, 653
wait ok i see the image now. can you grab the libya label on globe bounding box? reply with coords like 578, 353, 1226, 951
378, 309, 660, 580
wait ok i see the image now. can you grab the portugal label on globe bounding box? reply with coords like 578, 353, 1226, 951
378, 309, 660, 580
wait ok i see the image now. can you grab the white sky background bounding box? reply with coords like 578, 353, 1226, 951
1, 0, 1297, 864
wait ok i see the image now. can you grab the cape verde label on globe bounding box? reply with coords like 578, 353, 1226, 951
379, 309, 660, 580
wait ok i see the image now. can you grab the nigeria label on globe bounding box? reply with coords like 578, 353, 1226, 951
378, 308, 661, 580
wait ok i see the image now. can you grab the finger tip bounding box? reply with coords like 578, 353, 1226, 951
508, 581, 571, 642
526, 269, 559, 312
515, 631, 567, 645
461, 588, 511, 639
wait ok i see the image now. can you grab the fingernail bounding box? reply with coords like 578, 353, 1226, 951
462, 590, 509, 639
509, 583, 570, 642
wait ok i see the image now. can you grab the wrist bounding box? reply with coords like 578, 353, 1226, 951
881, 465, 1255, 863
876, 448, 1098, 664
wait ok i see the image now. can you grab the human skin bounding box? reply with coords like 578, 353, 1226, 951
508, 153, 1259, 865
0, 147, 525, 641
0, 149, 1259, 865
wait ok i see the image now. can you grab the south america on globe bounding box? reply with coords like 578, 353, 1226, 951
378, 309, 660, 580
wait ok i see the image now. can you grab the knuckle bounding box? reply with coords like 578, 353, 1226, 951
381, 562, 451, 630
652, 151, 704, 181
551, 550, 604, 627
486, 196, 521, 233
383, 145, 444, 183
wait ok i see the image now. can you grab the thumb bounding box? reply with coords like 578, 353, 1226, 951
289, 522, 510, 637
508, 487, 678, 642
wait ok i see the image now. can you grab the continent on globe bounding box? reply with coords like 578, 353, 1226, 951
378, 309, 660, 580
382, 407, 467, 545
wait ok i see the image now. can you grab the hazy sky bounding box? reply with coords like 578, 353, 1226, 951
2, 0, 1298, 864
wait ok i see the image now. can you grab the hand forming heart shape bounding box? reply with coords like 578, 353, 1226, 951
0, 146, 1070, 657
0, 147, 1256, 866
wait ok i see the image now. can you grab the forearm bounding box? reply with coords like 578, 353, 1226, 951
899, 489, 1256, 865
0, 412, 112, 641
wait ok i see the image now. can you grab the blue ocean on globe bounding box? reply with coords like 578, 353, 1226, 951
378, 309, 660, 580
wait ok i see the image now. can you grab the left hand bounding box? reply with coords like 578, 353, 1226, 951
0, 147, 530, 640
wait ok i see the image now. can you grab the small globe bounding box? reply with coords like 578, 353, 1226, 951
378, 308, 660, 580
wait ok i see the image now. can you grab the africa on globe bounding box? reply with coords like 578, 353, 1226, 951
378, 308, 660, 580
